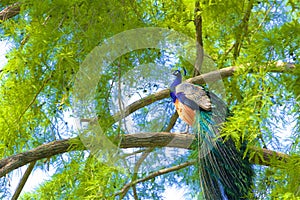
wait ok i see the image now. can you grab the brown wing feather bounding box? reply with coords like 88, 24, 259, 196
174, 99, 196, 126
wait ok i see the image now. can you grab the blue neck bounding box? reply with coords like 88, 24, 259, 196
170, 75, 182, 91
170, 74, 182, 102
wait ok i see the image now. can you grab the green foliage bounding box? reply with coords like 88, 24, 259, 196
0, 0, 299, 199
21, 154, 126, 200
254, 156, 300, 199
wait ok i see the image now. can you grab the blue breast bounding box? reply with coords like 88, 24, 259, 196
170, 92, 177, 103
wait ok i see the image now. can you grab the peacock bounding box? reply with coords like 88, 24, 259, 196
170, 70, 253, 200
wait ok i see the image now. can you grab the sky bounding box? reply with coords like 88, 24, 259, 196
0, 40, 11, 68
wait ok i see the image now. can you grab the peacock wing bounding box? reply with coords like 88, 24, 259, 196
175, 82, 211, 111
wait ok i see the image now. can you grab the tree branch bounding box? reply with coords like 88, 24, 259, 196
194, 0, 204, 76
0, 137, 84, 178
111, 66, 233, 121
11, 161, 36, 200
113, 62, 295, 121
164, 112, 179, 132
233, 0, 254, 59
0, 133, 291, 178
18, 75, 52, 122
114, 160, 195, 197
0, 3, 20, 21
120, 148, 154, 199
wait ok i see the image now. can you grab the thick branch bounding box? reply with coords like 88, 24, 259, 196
112, 66, 236, 121
0, 133, 291, 178
194, 0, 204, 76
0, 137, 84, 178
113, 63, 295, 121
194, 0, 203, 47
0, 3, 20, 21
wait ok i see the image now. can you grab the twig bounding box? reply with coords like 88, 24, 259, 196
250, 5, 273, 41
11, 161, 36, 200
164, 112, 179, 132
115, 160, 195, 197
121, 149, 147, 158
120, 148, 154, 199
223, 43, 236, 58
17, 75, 52, 122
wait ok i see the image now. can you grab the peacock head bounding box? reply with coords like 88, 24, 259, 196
172, 69, 181, 77
170, 68, 186, 92
172, 68, 186, 77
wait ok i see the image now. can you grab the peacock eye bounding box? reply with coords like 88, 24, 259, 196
172, 70, 181, 76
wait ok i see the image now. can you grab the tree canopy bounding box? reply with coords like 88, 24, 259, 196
0, 0, 299, 199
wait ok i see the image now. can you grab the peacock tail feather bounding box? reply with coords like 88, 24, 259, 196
170, 70, 253, 199
193, 93, 253, 200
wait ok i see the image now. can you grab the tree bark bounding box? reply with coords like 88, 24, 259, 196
0, 133, 290, 178
0, 3, 20, 21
